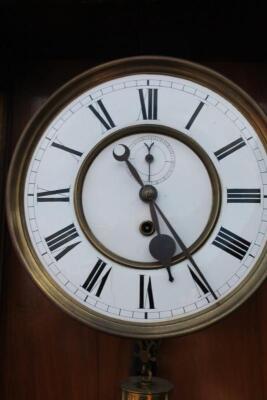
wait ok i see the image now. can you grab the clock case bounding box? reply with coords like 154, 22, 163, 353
6, 56, 267, 338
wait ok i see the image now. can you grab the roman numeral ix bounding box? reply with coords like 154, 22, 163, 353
138, 88, 158, 120
214, 137, 246, 161
139, 275, 155, 310
212, 227, 251, 260
88, 99, 115, 131
37, 188, 70, 202
45, 223, 81, 261
227, 188, 261, 203
82, 259, 111, 297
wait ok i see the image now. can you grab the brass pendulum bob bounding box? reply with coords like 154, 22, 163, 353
121, 340, 173, 400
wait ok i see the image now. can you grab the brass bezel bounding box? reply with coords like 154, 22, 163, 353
74, 124, 221, 269
6, 56, 267, 338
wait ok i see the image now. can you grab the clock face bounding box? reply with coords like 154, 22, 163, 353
7, 57, 267, 337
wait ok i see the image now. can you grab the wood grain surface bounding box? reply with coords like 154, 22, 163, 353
0, 60, 266, 400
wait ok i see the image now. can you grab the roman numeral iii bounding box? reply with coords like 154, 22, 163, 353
45, 223, 81, 261
88, 99, 115, 131
37, 188, 70, 202
214, 137, 246, 161
139, 275, 155, 309
227, 188, 261, 203
138, 88, 158, 120
82, 259, 111, 297
212, 227, 251, 260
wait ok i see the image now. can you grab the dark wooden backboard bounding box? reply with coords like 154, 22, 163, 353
0, 2, 266, 400
0, 93, 8, 293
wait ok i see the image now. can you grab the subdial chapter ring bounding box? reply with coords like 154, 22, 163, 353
129, 135, 176, 185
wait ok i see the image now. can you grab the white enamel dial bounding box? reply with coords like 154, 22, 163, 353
10, 59, 266, 337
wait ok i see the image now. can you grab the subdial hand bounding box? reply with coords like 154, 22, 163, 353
144, 142, 154, 183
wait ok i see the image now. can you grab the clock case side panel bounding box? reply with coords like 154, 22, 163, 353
0, 91, 11, 300
5, 56, 267, 338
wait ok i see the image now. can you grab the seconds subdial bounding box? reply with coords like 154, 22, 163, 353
129, 135, 175, 185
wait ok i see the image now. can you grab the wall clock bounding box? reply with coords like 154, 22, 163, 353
6, 56, 267, 340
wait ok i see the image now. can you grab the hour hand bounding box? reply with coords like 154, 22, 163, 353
113, 144, 144, 187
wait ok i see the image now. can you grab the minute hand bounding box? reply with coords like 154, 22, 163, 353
153, 202, 218, 300
113, 145, 217, 299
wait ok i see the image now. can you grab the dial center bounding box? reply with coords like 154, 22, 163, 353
139, 185, 158, 202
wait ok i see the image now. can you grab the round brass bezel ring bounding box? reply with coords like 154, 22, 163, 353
74, 124, 221, 269
6, 56, 267, 338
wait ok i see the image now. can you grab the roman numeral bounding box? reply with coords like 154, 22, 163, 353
185, 101, 206, 130
188, 266, 210, 300
82, 259, 111, 297
212, 227, 251, 260
138, 88, 158, 120
45, 223, 81, 261
51, 142, 83, 157
37, 188, 70, 202
139, 275, 155, 309
214, 137, 246, 161
88, 100, 115, 131
227, 188, 261, 203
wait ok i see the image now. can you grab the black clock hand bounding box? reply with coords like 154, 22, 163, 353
149, 200, 160, 234
113, 144, 144, 187
144, 142, 154, 183
149, 196, 215, 293
113, 145, 158, 204
112, 144, 215, 296
153, 202, 218, 300
148, 201, 175, 282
